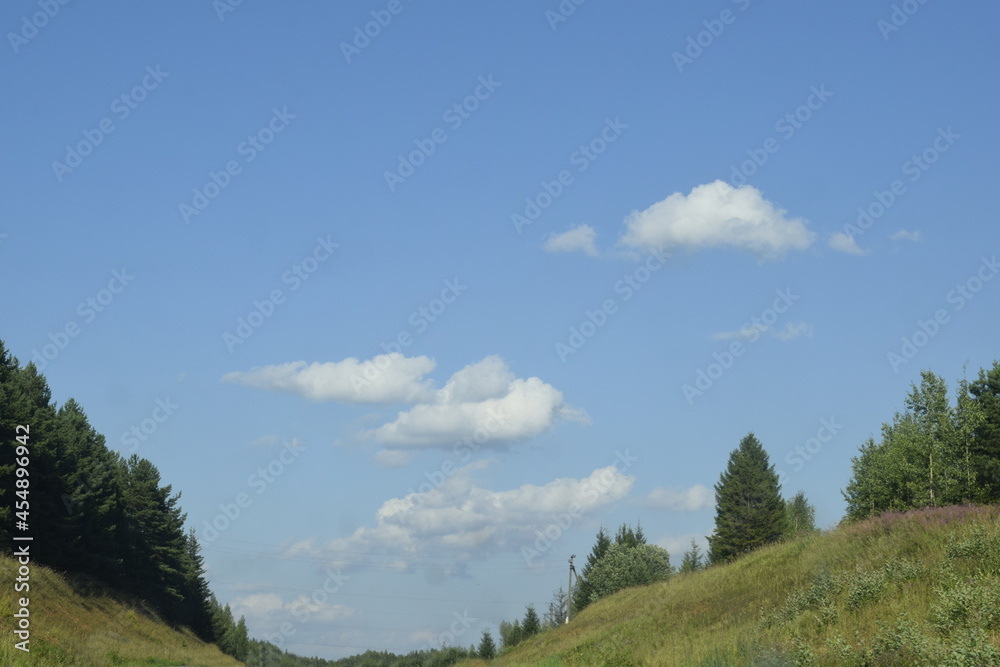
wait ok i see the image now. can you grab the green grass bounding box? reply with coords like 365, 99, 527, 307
463, 505, 1000, 666
0, 553, 242, 667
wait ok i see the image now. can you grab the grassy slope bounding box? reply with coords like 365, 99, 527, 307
0, 553, 242, 667
463, 506, 1000, 666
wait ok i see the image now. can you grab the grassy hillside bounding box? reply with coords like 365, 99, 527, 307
0, 553, 242, 667
464, 505, 1000, 666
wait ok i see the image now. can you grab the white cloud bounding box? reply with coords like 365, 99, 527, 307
222, 354, 436, 404
225, 354, 588, 451
543, 224, 599, 257
286, 461, 635, 570
229, 592, 355, 630
775, 321, 814, 341
619, 181, 814, 258
710, 327, 761, 342
643, 485, 714, 512
828, 232, 866, 255
364, 356, 589, 448
890, 229, 922, 243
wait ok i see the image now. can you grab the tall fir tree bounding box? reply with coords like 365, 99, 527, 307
708, 433, 785, 564
477, 629, 497, 659
522, 604, 541, 638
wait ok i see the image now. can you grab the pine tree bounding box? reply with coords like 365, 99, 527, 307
708, 433, 785, 564
477, 629, 497, 659
120, 455, 190, 621
55, 399, 128, 580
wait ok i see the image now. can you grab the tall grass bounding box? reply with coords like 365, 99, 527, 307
466, 505, 1000, 666
0, 554, 241, 666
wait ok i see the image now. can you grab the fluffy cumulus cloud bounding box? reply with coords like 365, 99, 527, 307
619, 181, 814, 258
828, 231, 866, 255
367, 357, 589, 448
284, 459, 636, 570
225, 354, 587, 450
543, 224, 599, 257
643, 484, 714, 512
221, 354, 436, 404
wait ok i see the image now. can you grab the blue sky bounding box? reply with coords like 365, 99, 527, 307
3, 0, 998, 659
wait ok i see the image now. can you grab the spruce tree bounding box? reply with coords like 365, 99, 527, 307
679, 539, 703, 573
522, 604, 541, 638
477, 629, 497, 659
708, 433, 785, 564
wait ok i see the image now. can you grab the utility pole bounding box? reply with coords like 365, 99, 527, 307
566, 554, 576, 624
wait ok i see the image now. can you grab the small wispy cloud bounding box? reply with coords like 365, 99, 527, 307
543, 224, 599, 257
710, 321, 812, 342
890, 229, 922, 243
828, 232, 866, 255
775, 321, 813, 341
710, 326, 763, 342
